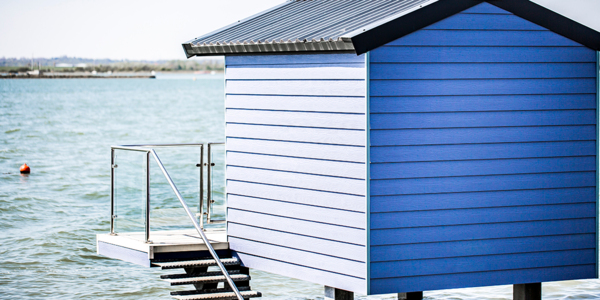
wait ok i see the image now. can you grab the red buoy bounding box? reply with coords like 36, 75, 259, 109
20, 163, 30, 174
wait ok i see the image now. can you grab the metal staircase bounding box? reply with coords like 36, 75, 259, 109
154, 257, 261, 300
107, 143, 261, 300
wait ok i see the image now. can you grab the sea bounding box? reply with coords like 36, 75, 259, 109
1, 74, 599, 299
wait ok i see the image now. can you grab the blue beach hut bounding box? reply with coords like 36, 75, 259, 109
184, 0, 600, 298
97, 1, 600, 299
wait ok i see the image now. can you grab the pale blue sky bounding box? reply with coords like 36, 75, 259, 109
1, 0, 598, 61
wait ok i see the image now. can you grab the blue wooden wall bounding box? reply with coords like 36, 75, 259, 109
368, 2, 598, 294
224, 53, 368, 293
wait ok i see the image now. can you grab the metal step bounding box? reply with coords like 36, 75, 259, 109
153, 257, 240, 269
163, 274, 251, 286
161, 270, 241, 280
171, 286, 252, 296
155, 257, 260, 299
172, 290, 261, 300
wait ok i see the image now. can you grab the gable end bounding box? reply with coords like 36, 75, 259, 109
354, 0, 600, 54
490, 0, 600, 51
351, 0, 483, 55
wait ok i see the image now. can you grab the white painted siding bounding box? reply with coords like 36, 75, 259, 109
225, 53, 367, 293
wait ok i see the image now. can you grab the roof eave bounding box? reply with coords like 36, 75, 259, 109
183, 38, 356, 57
181, 0, 292, 58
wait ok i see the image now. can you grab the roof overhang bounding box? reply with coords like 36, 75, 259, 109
183, 37, 355, 58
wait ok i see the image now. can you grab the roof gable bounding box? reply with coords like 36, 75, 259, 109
183, 0, 600, 58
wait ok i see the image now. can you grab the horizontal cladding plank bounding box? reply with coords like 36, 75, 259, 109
370, 171, 595, 196
227, 180, 365, 212
369, 94, 597, 113
228, 195, 365, 229
370, 125, 595, 146
227, 109, 365, 129
371, 234, 596, 262
227, 80, 365, 97
226, 95, 366, 113
369, 63, 596, 80
226, 138, 366, 163
225, 53, 365, 66
228, 209, 365, 245
227, 166, 366, 195
462, 3, 512, 14
226, 64, 365, 80
371, 249, 595, 279
370, 47, 596, 63
229, 237, 365, 278
235, 252, 366, 294
370, 141, 597, 163
370, 78, 596, 97
370, 265, 596, 294
227, 151, 366, 179
227, 124, 366, 146
371, 203, 595, 229
228, 223, 365, 262
371, 156, 596, 179
371, 218, 595, 246
370, 187, 596, 213
425, 13, 545, 30
390, 30, 580, 47
370, 110, 595, 129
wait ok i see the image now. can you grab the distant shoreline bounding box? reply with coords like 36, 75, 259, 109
0, 70, 225, 79
1, 74, 156, 79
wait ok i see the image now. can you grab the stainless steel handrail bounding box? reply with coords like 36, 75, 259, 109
109, 143, 242, 300
150, 149, 243, 300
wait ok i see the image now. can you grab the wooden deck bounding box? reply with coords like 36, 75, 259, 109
96, 229, 228, 266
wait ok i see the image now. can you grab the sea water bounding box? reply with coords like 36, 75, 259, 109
1, 75, 599, 299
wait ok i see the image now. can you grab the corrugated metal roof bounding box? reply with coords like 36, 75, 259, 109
182, 0, 600, 57
182, 0, 437, 57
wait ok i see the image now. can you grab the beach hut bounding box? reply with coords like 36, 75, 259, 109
97, 1, 600, 299
183, 0, 600, 298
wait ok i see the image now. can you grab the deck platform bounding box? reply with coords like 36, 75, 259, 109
96, 229, 228, 267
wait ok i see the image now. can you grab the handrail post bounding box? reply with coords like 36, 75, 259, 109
207, 143, 212, 224
110, 148, 116, 235
145, 151, 151, 243
199, 144, 204, 229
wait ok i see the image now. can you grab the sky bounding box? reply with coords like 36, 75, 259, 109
1, 0, 599, 61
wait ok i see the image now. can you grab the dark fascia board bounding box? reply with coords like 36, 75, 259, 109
489, 0, 600, 51
352, 0, 600, 55
350, 0, 484, 55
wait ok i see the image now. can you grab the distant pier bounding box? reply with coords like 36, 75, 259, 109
1, 73, 155, 79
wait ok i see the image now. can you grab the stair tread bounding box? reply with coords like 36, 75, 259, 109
171, 286, 252, 296
163, 274, 250, 285
153, 258, 240, 269
172, 290, 261, 300
162, 270, 241, 279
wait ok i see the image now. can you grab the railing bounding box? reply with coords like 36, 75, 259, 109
109, 143, 243, 300
110, 143, 224, 238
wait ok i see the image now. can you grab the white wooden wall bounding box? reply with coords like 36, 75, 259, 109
224, 53, 367, 293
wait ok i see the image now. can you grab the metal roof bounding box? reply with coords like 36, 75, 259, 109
182, 0, 436, 57
182, 0, 600, 57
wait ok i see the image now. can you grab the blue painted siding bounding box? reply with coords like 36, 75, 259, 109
368, 2, 598, 294
224, 53, 368, 293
